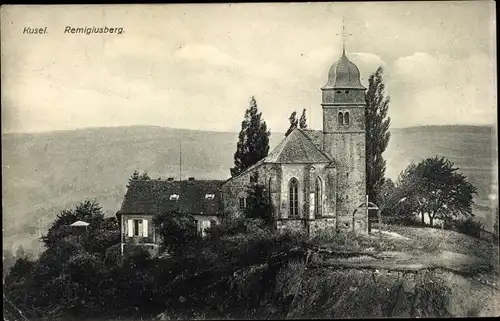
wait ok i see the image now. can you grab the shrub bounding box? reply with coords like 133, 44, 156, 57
444, 218, 484, 239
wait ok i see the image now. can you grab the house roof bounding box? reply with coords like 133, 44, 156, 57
265, 128, 331, 164
119, 179, 225, 216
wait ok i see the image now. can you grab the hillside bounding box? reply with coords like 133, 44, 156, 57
1, 125, 496, 254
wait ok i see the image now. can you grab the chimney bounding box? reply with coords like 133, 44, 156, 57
167, 177, 175, 181
188, 177, 195, 181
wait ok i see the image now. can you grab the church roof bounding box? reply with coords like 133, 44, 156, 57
322, 51, 365, 90
265, 128, 331, 164
118, 179, 224, 216
223, 128, 336, 184
300, 129, 324, 152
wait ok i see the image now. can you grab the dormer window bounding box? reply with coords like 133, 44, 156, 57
205, 194, 215, 200
169, 194, 180, 201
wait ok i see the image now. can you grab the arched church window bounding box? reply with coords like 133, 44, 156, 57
338, 112, 344, 125
345, 90, 349, 94
315, 177, 322, 218
344, 112, 350, 125
289, 178, 299, 218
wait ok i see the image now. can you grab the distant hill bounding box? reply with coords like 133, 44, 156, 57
2, 124, 496, 254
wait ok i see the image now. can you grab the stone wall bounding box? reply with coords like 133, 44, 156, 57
309, 218, 337, 236
221, 163, 281, 219
276, 219, 305, 233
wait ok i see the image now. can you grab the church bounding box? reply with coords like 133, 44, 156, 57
117, 43, 369, 255
221, 46, 368, 235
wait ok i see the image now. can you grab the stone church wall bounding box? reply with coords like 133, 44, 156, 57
221, 163, 281, 219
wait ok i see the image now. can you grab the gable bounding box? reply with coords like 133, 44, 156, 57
265, 128, 331, 164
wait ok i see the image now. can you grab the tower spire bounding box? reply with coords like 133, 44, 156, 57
337, 16, 352, 55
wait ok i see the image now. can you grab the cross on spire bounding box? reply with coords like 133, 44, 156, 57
336, 17, 352, 55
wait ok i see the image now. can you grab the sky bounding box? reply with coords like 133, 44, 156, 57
1, 2, 497, 134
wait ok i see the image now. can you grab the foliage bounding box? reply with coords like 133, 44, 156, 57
286, 109, 308, 137
244, 172, 274, 225
153, 210, 201, 255
395, 156, 478, 227
127, 169, 140, 188
285, 111, 298, 136
230, 96, 271, 177
127, 170, 150, 188
138, 171, 151, 180
299, 109, 307, 129
365, 66, 391, 205
42, 200, 106, 249
444, 217, 484, 239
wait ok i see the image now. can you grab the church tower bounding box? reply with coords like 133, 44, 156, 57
321, 26, 367, 233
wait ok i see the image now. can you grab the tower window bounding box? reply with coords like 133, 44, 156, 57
344, 112, 350, 125
336, 90, 341, 94
338, 112, 344, 125
289, 178, 299, 218
345, 90, 350, 94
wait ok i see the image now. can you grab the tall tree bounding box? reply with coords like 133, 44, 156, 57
245, 172, 273, 226
285, 111, 298, 136
396, 156, 478, 227
365, 66, 391, 205
230, 96, 271, 177
299, 109, 307, 129
127, 170, 140, 188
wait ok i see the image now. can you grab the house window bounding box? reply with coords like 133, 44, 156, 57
127, 218, 148, 237
289, 178, 299, 218
344, 112, 350, 125
315, 177, 322, 218
239, 197, 247, 210
169, 194, 180, 201
205, 193, 215, 200
338, 112, 344, 125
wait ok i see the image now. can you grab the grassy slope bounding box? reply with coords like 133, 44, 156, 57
1, 124, 496, 253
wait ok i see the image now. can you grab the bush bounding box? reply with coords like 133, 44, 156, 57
444, 218, 484, 239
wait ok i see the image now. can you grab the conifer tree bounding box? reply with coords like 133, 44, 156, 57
127, 170, 140, 188
245, 172, 273, 225
299, 109, 307, 129
365, 67, 391, 205
230, 96, 271, 177
285, 111, 298, 136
